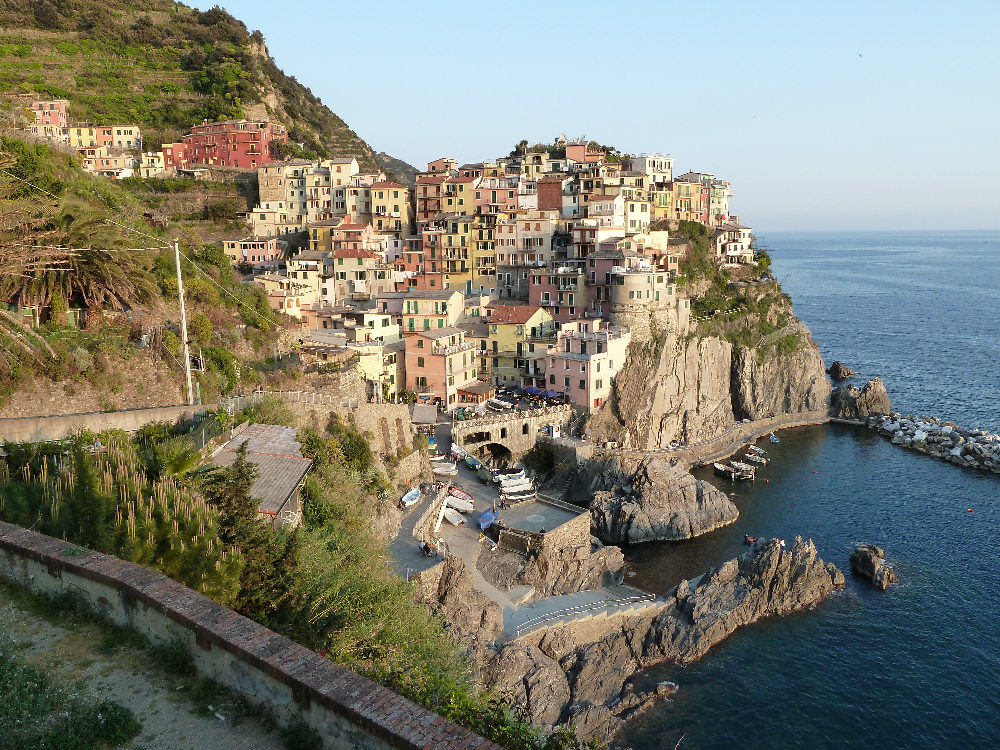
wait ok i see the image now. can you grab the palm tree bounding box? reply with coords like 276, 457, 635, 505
0, 201, 157, 312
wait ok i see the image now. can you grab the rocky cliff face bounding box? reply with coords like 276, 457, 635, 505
590, 315, 830, 451
485, 538, 843, 744
830, 377, 892, 419
588, 457, 739, 544
411, 556, 503, 650
516, 544, 626, 599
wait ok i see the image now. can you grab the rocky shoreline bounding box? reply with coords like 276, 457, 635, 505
482, 538, 843, 744
854, 413, 1000, 475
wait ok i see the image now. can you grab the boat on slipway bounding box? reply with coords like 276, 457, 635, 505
443, 507, 466, 526
400, 488, 421, 507
446, 496, 474, 513
433, 462, 458, 476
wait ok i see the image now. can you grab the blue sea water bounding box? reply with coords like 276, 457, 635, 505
621, 231, 1000, 749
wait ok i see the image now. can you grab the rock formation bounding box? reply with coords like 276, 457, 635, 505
485, 538, 843, 743
411, 556, 503, 648
588, 457, 738, 544
864, 413, 1000, 474
589, 315, 829, 451
827, 361, 855, 379
829, 377, 892, 419
849, 544, 897, 590
516, 543, 626, 599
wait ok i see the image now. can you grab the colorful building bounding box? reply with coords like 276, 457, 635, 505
401, 289, 464, 334
183, 119, 287, 169
546, 319, 631, 411
482, 305, 555, 388
404, 327, 478, 409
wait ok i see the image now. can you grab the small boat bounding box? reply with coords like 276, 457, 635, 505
748, 445, 767, 456
714, 462, 737, 479
744, 452, 767, 465
451, 443, 469, 458
500, 478, 533, 493
400, 488, 420, 507
729, 461, 756, 480
448, 487, 475, 503
465, 455, 482, 470
433, 463, 458, 476
493, 468, 525, 483
486, 398, 514, 411
446, 495, 474, 513
429, 453, 450, 463
443, 507, 466, 526
744, 534, 758, 545
769, 432, 780, 444
505, 489, 536, 502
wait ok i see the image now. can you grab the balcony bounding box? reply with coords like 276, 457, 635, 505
432, 340, 477, 356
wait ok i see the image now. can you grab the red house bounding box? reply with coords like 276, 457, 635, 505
182, 119, 287, 169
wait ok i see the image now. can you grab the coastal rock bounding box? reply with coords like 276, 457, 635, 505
643, 537, 844, 664
827, 361, 855, 379
411, 556, 503, 646
516, 543, 626, 598
849, 543, 897, 590
589, 458, 738, 544
830, 377, 892, 419
486, 537, 843, 743
731, 338, 831, 420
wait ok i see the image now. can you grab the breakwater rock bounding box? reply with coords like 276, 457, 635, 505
830, 377, 892, 419
587, 457, 739, 544
828, 361, 855, 379
485, 538, 842, 743
862, 413, 1000, 475
850, 544, 897, 590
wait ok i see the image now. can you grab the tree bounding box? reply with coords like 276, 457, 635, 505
190, 312, 213, 347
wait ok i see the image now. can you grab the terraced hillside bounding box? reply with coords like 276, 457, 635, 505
0, 0, 415, 178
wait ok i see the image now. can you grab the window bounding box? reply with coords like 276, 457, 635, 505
579, 379, 586, 390
417, 339, 424, 348
596, 379, 603, 389
417, 357, 425, 367
549, 375, 555, 384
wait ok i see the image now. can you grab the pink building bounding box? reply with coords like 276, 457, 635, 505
404, 327, 478, 409
222, 236, 284, 267
545, 319, 631, 412
182, 119, 287, 169
30, 99, 69, 129
528, 266, 588, 324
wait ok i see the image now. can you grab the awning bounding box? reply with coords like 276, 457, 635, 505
522, 386, 543, 396
540, 390, 561, 399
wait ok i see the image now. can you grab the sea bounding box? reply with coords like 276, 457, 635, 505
621, 231, 1000, 749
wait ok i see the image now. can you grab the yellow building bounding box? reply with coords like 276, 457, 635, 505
371, 181, 412, 238
442, 176, 477, 213
437, 215, 473, 292
650, 183, 674, 222
483, 305, 554, 387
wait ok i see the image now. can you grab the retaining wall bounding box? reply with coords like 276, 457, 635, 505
0, 404, 211, 443
0, 522, 499, 750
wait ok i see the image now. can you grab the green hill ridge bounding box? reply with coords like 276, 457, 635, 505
0, 0, 416, 179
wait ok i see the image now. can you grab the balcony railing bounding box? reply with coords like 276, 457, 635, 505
432, 341, 477, 356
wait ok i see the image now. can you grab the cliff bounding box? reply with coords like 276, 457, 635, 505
590, 290, 830, 451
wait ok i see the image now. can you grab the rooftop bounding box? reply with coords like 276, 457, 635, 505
213, 424, 312, 515
486, 305, 545, 325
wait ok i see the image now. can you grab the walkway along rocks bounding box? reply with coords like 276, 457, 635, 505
484, 538, 844, 744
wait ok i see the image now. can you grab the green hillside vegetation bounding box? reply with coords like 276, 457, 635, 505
0, 417, 596, 750
0, 133, 291, 407
0, 0, 416, 177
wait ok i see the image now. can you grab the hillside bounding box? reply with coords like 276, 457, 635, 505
0, 0, 417, 179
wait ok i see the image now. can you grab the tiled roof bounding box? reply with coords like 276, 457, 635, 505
487, 305, 544, 324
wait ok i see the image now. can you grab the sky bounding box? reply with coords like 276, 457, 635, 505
192, 0, 1000, 231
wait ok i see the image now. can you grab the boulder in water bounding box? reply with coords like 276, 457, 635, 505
827, 361, 855, 380
849, 543, 897, 590
830, 377, 892, 419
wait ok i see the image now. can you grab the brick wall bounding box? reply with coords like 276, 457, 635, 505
0, 522, 500, 750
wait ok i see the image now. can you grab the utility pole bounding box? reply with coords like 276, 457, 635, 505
173, 238, 194, 406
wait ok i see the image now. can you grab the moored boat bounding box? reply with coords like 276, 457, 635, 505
748, 445, 767, 456
500, 478, 533, 493
433, 463, 458, 476
714, 462, 737, 479
448, 487, 475, 503
744, 534, 759, 545
729, 460, 756, 480
465, 455, 482, 470
400, 488, 420, 507
446, 496, 474, 513
769, 432, 780, 444
744, 452, 767, 465
443, 507, 466, 526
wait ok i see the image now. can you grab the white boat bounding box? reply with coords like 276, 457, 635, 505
505, 489, 536, 502
451, 443, 469, 458
446, 496, 474, 513
730, 460, 756, 472
400, 488, 420, 507
486, 398, 514, 411
500, 476, 532, 490
744, 453, 767, 465
448, 487, 475, 503
443, 507, 466, 526
429, 453, 450, 463
714, 462, 737, 479
493, 468, 525, 483
747, 445, 767, 456
433, 463, 458, 476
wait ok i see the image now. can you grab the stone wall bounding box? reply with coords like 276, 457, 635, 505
0, 522, 500, 750
452, 405, 573, 459
0, 404, 210, 443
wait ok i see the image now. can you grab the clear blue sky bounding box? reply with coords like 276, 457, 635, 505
194, 0, 999, 231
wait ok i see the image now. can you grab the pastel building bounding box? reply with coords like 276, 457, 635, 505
222, 236, 285, 267
404, 327, 478, 409
401, 289, 464, 334
183, 119, 287, 169
482, 305, 554, 387
546, 319, 631, 412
